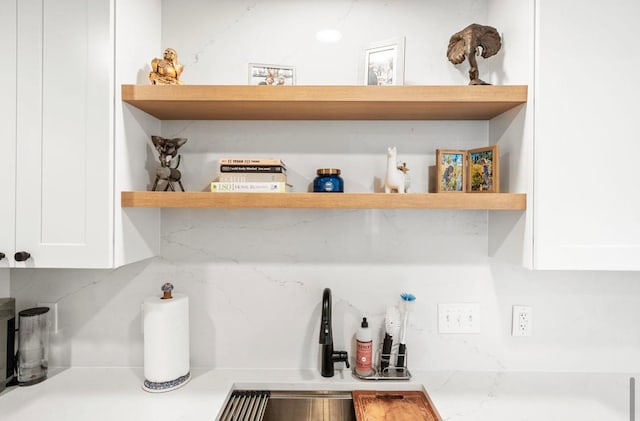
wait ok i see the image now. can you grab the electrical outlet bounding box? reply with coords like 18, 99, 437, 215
37, 302, 59, 334
512, 305, 532, 336
438, 303, 480, 333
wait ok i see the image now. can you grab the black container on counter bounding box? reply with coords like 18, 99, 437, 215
0, 298, 16, 391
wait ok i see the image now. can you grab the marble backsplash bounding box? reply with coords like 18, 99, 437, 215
9, 207, 640, 373
6, 0, 640, 376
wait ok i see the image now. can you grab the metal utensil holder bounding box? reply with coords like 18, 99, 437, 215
352, 348, 411, 381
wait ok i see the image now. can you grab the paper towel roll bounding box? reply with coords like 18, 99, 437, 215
143, 293, 189, 392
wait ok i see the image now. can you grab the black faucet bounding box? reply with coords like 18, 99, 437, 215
319, 288, 349, 377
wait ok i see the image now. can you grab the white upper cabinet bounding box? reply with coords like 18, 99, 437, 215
532, 0, 640, 270
14, 0, 112, 267
5, 0, 160, 268
0, 0, 17, 268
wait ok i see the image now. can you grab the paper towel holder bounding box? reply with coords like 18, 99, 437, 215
142, 282, 191, 393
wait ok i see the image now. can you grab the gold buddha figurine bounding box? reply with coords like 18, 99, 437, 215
149, 48, 184, 85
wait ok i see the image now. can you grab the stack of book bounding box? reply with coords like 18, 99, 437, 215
211, 158, 291, 193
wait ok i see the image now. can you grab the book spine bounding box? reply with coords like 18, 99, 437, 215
210, 181, 289, 193
219, 165, 286, 173
217, 173, 287, 182
218, 158, 285, 166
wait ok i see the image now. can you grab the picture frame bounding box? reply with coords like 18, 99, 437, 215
436, 149, 466, 192
363, 37, 405, 86
248, 63, 296, 86
467, 145, 500, 193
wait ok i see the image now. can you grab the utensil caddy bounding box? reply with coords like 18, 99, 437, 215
352, 349, 411, 381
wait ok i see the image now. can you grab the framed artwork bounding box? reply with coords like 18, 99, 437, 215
248, 63, 296, 85
436, 149, 466, 192
467, 145, 500, 193
363, 37, 405, 86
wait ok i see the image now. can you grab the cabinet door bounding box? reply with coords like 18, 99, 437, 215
0, 0, 17, 268
534, 0, 640, 269
15, 0, 113, 268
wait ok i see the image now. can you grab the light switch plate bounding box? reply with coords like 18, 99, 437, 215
438, 303, 480, 333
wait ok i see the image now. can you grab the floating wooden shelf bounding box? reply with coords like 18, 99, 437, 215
121, 192, 526, 210
121, 85, 528, 211
121, 85, 528, 120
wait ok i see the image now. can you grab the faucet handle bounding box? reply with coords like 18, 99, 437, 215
333, 351, 350, 369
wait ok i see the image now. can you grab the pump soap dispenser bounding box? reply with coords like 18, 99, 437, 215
355, 317, 373, 376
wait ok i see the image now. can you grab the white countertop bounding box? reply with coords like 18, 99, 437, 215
0, 368, 635, 420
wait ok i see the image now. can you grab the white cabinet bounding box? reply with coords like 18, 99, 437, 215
532, 0, 640, 270
14, 0, 113, 268
3, 0, 160, 268
0, 0, 17, 268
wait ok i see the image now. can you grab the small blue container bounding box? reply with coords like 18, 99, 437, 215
313, 168, 343, 192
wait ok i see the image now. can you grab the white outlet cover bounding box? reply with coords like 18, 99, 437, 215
512, 305, 532, 336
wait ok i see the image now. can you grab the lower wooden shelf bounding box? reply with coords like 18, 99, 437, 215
121, 191, 526, 210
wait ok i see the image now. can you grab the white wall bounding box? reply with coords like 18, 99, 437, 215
0, 271, 9, 297
9, 0, 640, 374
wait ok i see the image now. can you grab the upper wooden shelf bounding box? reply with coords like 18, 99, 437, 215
121, 192, 526, 210
121, 85, 528, 120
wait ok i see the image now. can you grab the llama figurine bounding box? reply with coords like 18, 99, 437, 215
383, 146, 406, 193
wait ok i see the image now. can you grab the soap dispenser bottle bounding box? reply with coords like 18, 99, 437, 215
355, 317, 373, 376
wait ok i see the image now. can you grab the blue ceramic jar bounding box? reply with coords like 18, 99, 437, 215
313, 168, 343, 192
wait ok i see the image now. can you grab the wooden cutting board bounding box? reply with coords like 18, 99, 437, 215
352, 390, 442, 421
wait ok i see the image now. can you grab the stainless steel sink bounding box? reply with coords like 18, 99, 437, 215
263, 390, 355, 421
218, 390, 356, 421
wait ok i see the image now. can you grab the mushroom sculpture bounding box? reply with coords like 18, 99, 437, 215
447, 23, 502, 85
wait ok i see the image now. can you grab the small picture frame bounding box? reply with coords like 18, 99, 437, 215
248, 63, 296, 85
363, 37, 405, 86
436, 149, 466, 192
467, 145, 500, 193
